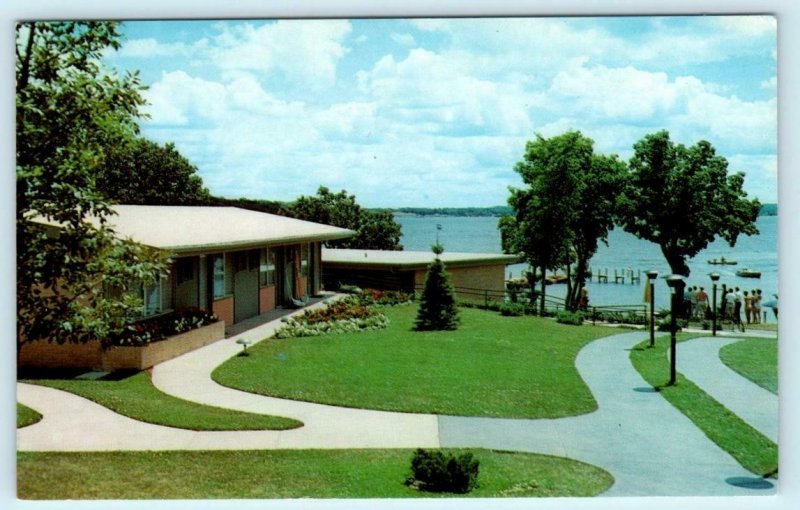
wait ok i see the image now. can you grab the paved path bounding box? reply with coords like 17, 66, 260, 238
17, 315, 778, 496
679, 336, 778, 442
438, 331, 774, 496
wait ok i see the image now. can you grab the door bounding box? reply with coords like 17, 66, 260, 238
233, 250, 259, 323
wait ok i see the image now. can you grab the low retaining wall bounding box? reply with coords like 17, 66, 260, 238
19, 321, 226, 372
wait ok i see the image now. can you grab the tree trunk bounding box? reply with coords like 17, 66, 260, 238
661, 245, 690, 276
565, 260, 574, 311
540, 265, 547, 316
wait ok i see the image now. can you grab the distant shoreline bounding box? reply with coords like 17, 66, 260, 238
376, 203, 777, 218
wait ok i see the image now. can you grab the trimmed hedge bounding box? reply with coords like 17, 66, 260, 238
406, 449, 480, 494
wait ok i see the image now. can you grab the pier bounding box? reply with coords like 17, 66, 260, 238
591, 268, 641, 285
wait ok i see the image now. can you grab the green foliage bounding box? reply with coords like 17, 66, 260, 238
98, 137, 211, 205
618, 130, 761, 276
414, 255, 460, 331
407, 449, 480, 494
280, 186, 403, 250
556, 310, 584, 326
499, 302, 525, 316
501, 131, 624, 312
274, 297, 390, 339
16, 21, 169, 350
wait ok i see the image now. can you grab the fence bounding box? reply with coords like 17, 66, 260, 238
328, 272, 649, 324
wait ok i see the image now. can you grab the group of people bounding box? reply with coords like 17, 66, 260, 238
682, 284, 766, 332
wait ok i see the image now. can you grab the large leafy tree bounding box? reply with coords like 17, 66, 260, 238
563, 153, 627, 308
98, 137, 211, 205
618, 130, 760, 277
281, 186, 403, 250
16, 21, 168, 353
499, 132, 586, 314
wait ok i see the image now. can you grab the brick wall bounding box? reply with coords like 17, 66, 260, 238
259, 286, 276, 314
212, 296, 234, 327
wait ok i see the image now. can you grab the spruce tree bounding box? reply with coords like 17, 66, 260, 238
414, 244, 460, 331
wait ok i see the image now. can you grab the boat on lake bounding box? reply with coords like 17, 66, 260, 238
736, 268, 761, 278
546, 274, 568, 285
708, 257, 737, 265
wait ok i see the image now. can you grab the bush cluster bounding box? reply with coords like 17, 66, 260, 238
657, 314, 687, 331
555, 310, 584, 326
353, 288, 415, 307
108, 308, 218, 347
406, 448, 480, 494
498, 302, 525, 316
593, 310, 647, 325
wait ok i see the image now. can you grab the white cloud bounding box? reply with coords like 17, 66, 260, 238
390, 33, 416, 47
207, 20, 351, 89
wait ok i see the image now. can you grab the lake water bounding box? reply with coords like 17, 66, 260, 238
397, 215, 778, 311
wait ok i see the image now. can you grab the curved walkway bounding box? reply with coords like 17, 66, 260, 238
17, 324, 778, 497
678, 336, 778, 442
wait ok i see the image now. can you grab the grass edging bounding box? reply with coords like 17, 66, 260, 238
17, 403, 43, 428
21, 370, 302, 431
629, 335, 777, 477
17, 448, 614, 499
719, 338, 778, 394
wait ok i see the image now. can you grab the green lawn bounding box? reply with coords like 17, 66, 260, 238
719, 338, 778, 394
21, 370, 301, 431
213, 305, 615, 418
630, 335, 777, 477
17, 449, 613, 499
17, 403, 42, 428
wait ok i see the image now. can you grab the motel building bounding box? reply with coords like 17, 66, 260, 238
33, 205, 355, 329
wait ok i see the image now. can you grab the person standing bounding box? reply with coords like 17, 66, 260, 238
744, 290, 752, 324
753, 289, 762, 324
733, 287, 745, 332
697, 287, 709, 320
720, 284, 729, 321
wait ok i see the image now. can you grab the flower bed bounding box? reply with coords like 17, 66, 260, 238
108, 308, 218, 347
354, 289, 415, 307
274, 295, 394, 339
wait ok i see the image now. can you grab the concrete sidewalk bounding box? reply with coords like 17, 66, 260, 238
679, 336, 778, 442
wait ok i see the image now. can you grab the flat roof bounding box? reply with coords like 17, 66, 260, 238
322, 248, 522, 269
33, 206, 355, 254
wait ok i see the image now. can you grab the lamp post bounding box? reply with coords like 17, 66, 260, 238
666, 274, 684, 386
646, 270, 658, 347
710, 273, 720, 336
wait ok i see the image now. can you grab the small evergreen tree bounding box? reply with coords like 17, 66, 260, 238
414, 244, 460, 331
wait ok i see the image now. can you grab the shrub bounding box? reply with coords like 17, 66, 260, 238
499, 302, 524, 317
657, 315, 687, 332
556, 310, 584, 326
354, 288, 415, 307
415, 252, 460, 331
406, 449, 479, 494
338, 284, 362, 294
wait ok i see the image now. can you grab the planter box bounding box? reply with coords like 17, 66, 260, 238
19, 321, 226, 372
101, 320, 225, 371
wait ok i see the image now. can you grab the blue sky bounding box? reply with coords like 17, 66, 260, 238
105, 16, 777, 207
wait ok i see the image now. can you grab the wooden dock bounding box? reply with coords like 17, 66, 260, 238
591, 268, 641, 285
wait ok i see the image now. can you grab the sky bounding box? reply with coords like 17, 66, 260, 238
105, 16, 778, 208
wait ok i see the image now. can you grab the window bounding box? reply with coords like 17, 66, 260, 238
212, 255, 226, 298
300, 243, 309, 277
176, 258, 194, 285
260, 248, 276, 286
143, 281, 162, 316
